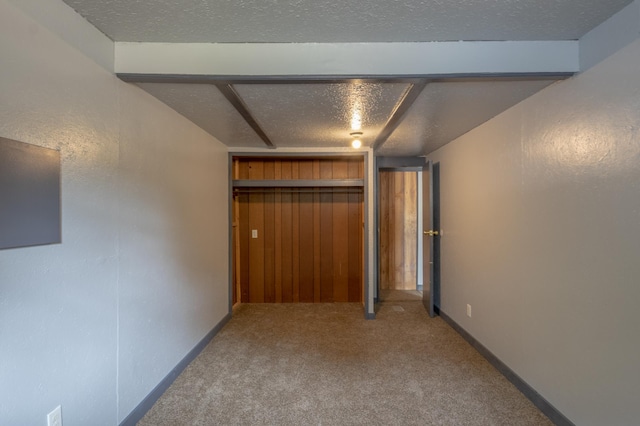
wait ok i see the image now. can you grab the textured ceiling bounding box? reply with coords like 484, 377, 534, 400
233, 83, 410, 148
380, 79, 557, 157
135, 83, 267, 148
133, 79, 561, 154
62, 0, 632, 43
63, 0, 631, 156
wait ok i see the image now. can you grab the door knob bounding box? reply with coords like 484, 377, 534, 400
424, 230, 439, 236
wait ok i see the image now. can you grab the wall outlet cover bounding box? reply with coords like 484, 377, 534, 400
47, 405, 62, 426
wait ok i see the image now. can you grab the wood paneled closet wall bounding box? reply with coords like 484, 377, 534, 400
232, 156, 364, 304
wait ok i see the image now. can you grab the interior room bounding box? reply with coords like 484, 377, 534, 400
1, 0, 640, 425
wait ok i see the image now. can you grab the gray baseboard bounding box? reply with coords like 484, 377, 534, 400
439, 310, 575, 426
119, 312, 233, 426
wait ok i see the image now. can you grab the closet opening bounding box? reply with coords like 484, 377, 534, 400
230, 155, 366, 307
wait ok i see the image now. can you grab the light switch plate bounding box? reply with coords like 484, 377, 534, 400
47, 405, 62, 426
252, 229, 258, 239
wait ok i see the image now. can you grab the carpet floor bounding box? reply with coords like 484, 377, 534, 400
137, 298, 552, 425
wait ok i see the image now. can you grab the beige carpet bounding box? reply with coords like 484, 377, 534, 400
379, 289, 423, 302
138, 301, 552, 425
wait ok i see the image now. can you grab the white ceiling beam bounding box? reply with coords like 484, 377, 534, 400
114, 41, 578, 77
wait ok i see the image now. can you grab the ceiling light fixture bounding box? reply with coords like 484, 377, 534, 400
350, 132, 363, 149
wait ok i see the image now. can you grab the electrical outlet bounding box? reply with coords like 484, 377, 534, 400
466, 304, 472, 318
251, 229, 258, 239
47, 406, 62, 426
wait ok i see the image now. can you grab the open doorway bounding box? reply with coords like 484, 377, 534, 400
378, 169, 422, 303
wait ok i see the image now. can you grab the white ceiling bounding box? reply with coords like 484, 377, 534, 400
232, 83, 411, 149
379, 79, 557, 156
136, 83, 268, 149
64, 0, 632, 156
63, 0, 631, 43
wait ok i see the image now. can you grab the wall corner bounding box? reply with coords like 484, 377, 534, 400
579, 0, 640, 72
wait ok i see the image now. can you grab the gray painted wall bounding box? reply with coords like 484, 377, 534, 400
0, 1, 229, 424
427, 38, 640, 426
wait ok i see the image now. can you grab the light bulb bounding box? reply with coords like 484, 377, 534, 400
352, 139, 362, 149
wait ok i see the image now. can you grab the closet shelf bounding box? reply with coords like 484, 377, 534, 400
232, 179, 364, 188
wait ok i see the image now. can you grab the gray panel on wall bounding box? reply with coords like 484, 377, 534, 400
0, 137, 61, 249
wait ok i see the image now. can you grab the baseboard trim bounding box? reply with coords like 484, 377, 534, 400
439, 310, 575, 426
119, 312, 233, 426
365, 312, 376, 320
